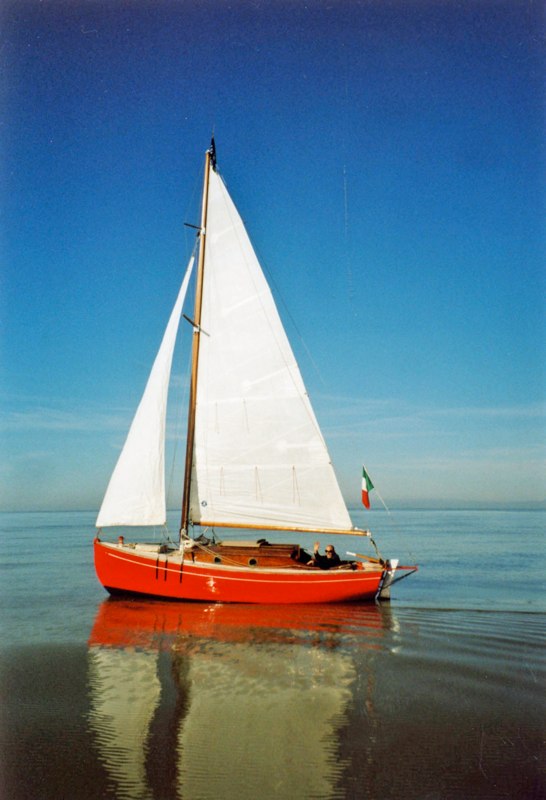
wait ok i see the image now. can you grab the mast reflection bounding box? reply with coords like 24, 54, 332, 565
87, 600, 398, 799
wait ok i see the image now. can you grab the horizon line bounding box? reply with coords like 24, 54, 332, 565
1, 502, 545, 515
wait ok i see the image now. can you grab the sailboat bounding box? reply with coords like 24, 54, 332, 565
94, 140, 417, 603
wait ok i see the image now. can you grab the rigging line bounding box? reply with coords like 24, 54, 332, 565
182, 166, 205, 255
217, 169, 328, 391
166, 367, 190, 520
343, 163, 349, 237
342, 162, 355, 309
374, 486, 391, 515
248, 240, 326, 388
340, 41, 356, 316
257, 244, 328, 388
372, 487, 417, 564
166, 323, 193, 512
166, 241, 199, 516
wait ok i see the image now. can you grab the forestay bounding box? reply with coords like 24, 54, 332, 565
96, 256, 195, 527
189, 169, 353, 532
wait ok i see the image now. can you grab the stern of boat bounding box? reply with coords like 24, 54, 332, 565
377, 560, 418, 601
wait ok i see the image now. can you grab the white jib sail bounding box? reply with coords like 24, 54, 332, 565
96, 256, 194, 527
190, 169, 352, 532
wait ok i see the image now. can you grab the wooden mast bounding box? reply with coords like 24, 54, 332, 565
180, 145, 212, 538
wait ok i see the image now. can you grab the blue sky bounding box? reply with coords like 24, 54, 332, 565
2, 0, 544, 512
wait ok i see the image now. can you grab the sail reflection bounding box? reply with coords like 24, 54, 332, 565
87, 600, 398, 799
88, 648, 161, 800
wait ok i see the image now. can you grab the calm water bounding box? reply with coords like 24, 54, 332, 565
1, 510, 544, 799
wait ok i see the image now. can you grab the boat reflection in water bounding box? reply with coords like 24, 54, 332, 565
87, 599, 396, 800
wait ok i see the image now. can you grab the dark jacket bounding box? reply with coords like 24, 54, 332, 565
314, 552, 341, 570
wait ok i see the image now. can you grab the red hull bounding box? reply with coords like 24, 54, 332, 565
94, 539, 387, 604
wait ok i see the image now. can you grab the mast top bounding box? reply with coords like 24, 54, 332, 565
208, 137, 217, 172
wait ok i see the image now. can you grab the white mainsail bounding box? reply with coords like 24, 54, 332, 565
96, 256, 194, 528
189, 168, 353, 532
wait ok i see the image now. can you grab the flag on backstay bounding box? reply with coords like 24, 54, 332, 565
361, 467, 374, 509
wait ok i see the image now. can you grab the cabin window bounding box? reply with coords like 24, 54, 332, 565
214, 556, 222, 564
248, 558, 257, 566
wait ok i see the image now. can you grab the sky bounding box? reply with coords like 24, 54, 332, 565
1, 0, 545, 512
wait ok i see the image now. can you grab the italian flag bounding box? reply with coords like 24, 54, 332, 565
361, 466, 374, 509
